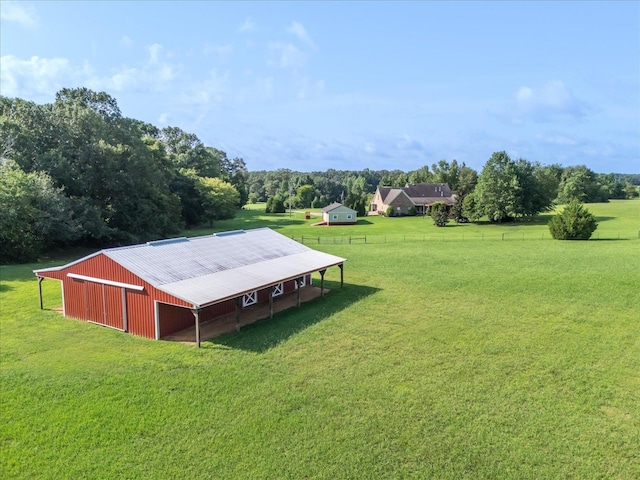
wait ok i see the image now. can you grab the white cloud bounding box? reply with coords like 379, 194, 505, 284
286, 21, 316, 50
396, 134, 427, 152
98, 43, 177, 92
0, 43, 181, 98
238, 17, 255, 33
0, 1, 37, 28
158, 113, 170, 125
204, 43, 233, 58
120, 35, 134, 48
148, 43, 164, 63
536, 133, 578, 146
267, 42, 307, 69
511, 80, 589, 123
179, 69, 229, 105
263, 77, 274, 98
0, 55, 73, 98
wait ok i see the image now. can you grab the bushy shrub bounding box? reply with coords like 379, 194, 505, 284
265, 196, 285, 213
430, 202, 449, 227
408, 206, 417, 216
386, 206, 395, 217
548, 200, 598, 240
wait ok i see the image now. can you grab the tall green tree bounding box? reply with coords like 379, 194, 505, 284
474, 151, 551, 222
0, 161, 79, 262
557, 166, 608, 204
474, 151, 522, 222
196, 177, 240, 226
431, 160, 461, 189
295, 184, 317, 208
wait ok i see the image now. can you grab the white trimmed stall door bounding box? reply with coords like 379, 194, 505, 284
242, 291, 257, 307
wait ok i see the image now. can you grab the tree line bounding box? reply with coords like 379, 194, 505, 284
248, 156, 638, 223
0, 88, 247, 262
1, 88, 638, 262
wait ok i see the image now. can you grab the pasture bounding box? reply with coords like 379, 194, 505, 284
1, 200, 639, 478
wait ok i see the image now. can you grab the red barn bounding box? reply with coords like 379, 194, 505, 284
34, 228, 345, 346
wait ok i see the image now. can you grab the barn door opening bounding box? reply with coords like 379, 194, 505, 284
83, 281, 124, 330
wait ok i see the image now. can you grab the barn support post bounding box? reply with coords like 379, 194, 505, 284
37, 276, 44, 310
191, 308, 201, 348
296, 278, 301, 307
320, 269, 327, 297
339, 263, 344, 288
235, 298, 241, 331
269, 286, 274, 319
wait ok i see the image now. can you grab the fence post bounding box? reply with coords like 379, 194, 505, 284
502, 233, 504, 241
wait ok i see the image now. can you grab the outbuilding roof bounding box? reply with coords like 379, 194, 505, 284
321, 202, 356, 213
35, 228, 346, 308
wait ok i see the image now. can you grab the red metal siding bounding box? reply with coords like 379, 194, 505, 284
157, 299, 237, 338
63, 277, 86, 320
158, 302, 194, 337
38, 253, 191, 340
201, 299, 235, 322
103, 284, 124, 329
85, 282, 102, 323
37, 255, 315, 341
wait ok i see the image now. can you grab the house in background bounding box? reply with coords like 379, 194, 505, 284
34, 228, 346, 347
321, 203, 358, 225
370, 183, 456, 216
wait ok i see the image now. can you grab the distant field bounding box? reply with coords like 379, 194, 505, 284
192, 198, 640, 241
1, 200, 639, 479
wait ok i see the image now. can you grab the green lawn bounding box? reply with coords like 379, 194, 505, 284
1, 200, 639, 479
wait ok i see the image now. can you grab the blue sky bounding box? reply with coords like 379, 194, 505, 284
1, 1, 638, 173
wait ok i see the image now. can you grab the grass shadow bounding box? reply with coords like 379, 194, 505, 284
208, 282, 380, 353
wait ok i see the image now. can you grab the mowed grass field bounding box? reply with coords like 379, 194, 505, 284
1, 200, 639, 479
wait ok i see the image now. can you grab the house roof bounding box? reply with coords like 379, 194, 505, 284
404, 183, 453, 198
35, 228, 346, 308
376, 187, 393, 202
375, 183, 456, 206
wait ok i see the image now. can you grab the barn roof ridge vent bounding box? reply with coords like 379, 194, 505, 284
147, 237, 189, 247
214, 230, 246, 237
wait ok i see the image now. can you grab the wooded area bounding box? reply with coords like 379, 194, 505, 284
1, 88, 638, 262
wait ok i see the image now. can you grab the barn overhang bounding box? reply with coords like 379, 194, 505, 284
155, 250, 345, 309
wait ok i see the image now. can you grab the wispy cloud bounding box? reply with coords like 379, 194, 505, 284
120, 35, 134, 48
238, 17, 255, 33
0, 1, 37, 28
99, 44, 178, 92
204, 43, 233, 58
286, 21, 316, 50
510, 80, 590, 123
179, 69, 230, 105
267, 42, 307, 69
0, 55, 76, 99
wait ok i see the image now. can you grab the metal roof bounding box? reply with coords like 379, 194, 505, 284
35, 228, 346, 308
160, 249, 344, 308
